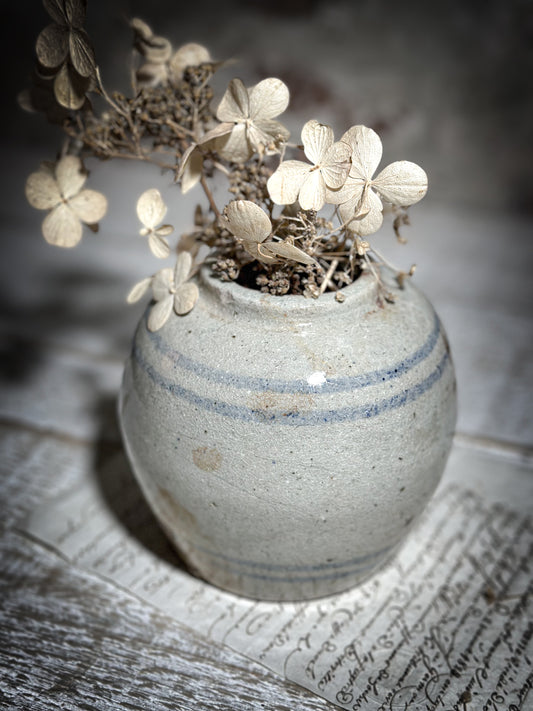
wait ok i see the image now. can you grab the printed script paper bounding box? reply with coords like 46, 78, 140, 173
25, 444, 533, 710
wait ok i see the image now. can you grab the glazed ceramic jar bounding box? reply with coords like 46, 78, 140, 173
118, 267, 456, 601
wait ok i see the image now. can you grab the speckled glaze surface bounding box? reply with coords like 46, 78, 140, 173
119, 267, 456, 601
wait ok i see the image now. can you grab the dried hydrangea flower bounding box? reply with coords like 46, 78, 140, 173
267, 120, 351, 211
132, 19, 211, 88
327, 125, 428, 236
136, 189, 174, 259
224, 200, 315, 266
127, 252, 199, 331
131, 18, 172, 87
25, 155, 107, 248
169, 43, 211, 81
36, 0, 96, 109
215, 78, 290, 163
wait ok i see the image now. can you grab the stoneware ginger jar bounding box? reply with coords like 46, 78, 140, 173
119, 267, 456, 601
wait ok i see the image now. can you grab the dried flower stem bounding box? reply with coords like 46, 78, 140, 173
200, 175, 221, 220
319, 259, 339, 295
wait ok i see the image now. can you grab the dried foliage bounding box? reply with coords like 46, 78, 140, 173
23, 3, 428, 331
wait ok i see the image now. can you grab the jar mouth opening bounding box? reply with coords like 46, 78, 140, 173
198, 264, 382, 317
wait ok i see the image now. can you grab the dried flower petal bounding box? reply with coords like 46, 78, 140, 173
127, 277, 152, 304
174, 282, 199, 315
25, 171, 61, 209
248, 77, 289, 120
341, 125, 383, 181
170, 43, 211, 79
261, 241, 316, 266
302, 119, 333, 164
137, 189, 167, 229
68, 28, 96, 77
328, 125, 428, 235
152, 268, 174, 301
266, 160, 310, 206
42, 202, 83, 247
216, 77, 290, 161
55, 155, 86, 199
148, 233, 170, 259
372, 161, 428, 206
174, 251, 193, 286
54, 62, 88, 109
148, 295, 173, 331
26, 155, 107, 248
68, 189, 108, 223
225, 200, 271, 243
156, 224, 174, 237
267, 120, 350, 210
36, 24, 69, 69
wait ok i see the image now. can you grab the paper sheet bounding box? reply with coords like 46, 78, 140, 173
25, 444, 533, 710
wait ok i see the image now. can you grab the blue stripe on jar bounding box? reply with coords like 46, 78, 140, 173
147, 311, 441, 395
132, 346, 450, 426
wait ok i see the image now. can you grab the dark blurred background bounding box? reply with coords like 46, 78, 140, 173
5, 0, 533, 211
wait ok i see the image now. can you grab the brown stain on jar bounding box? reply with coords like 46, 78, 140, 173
248, 391, 316, 422
192, 446, 222, 472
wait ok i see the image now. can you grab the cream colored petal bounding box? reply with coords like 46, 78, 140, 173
252, 119, 290, 148
298, 170, 326, 211
156, 224, 174, 237
42, 204, 82, 247
127, 277, 152, 304
55, 155, 86, 199
267, 160, 309, 206
349, 206, 384, 236
170, 43, 210, 79
130, 18, 153, 42
216, 78, 249, 122
325, 174, 365, 206
341, 188, 383, 236
341, 125, 383, 181
197, 122, 234, 145
180, 147, 203, 194
262, 241, 316, 266
136, 188, 167, 229
302, 120, 334, 165
148, 295, 173, 332
148, 232, 171, 259
174, 282, 199, 315
25, 171, 61, 209
174, 251, 193, 286
36, 24, 68, 69
68, 189, 107, 223
152, 268, 174, 301
373, 161, 428, 206
339, 184, 382, 222
216, 123, 252, 163
321, 141, 351, 188
225, 200, 271, 243
248, 78, 289, 121
245, 241, 277, 264
69, 29, 96, 78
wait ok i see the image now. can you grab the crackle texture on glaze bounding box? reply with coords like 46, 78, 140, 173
119, 268, 456, 600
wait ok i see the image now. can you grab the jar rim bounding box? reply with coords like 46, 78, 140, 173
198, 264, 382, 318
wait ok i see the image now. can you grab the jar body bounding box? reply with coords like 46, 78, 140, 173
119, 269, 456, 601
